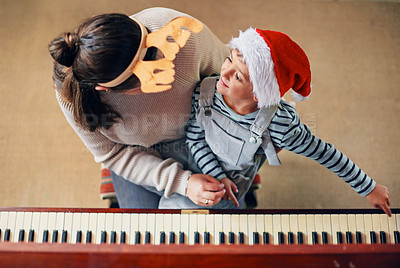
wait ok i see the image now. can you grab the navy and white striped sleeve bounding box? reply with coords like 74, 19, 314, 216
185, 86, 226, 180
269, 102, 376, 196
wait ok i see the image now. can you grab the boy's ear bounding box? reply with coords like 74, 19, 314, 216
95, 85, 110, 91
253, 95, 258, 102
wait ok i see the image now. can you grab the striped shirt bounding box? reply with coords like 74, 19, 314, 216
186, 78, 376, 196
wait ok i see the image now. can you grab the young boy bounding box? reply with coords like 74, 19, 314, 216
186, 28, 391, 216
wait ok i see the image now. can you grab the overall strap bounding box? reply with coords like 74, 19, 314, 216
250, 105, 281, 166
199, 76, 218, 108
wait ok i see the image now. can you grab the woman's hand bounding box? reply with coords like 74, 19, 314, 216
366, 183, 391, 217
186, 174, 226, 206
221, 178, 239, 207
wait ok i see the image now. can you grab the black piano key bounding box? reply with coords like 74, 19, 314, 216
337, 232, 343, 244
380, 231, 387, 244
346, 231, 353, 244
0, 229, 1, 240
101, 231, 107, 243
145, 231, 151, 244
52, 230, 58, 243
297, 232, 303, 244
394, 231, 400, 244
322, 232, 328, 244
179, 232, 185, 244
4, 229, 10, 242
263, 232, 269, 244
62, 230, 68, 243
28, 229, 34, 242
120, 231, 126, 244
110, 231, 116, 244
370, 231, 377, 244
194, 231, 200, 244
204, 232, 210, 244
76, 231, 82, 243
18, 229, 25, 242
356, 231, 362, 244
86, 231, 92, 243
135, 231, 141, 244
219, 232, 225, 244
42, 230, 49, 243
160, 231, 166, 244
288, 232, 294, 244
169, 232, 175, 244
239, 232, 244, 244
229, 232, 235, 244
278, 232, 284, 244
253, 232, 259, 244
312, 232, 318, 244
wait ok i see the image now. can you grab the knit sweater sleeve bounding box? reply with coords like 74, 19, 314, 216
186, 85, 227, 180
268, 102, 376, 196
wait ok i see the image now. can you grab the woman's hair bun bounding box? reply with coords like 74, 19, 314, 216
48, 32, 79, 67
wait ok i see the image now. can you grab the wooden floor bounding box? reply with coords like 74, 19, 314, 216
0, 0, 399, 209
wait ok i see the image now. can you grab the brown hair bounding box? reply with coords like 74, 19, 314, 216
49, 13, 151, 131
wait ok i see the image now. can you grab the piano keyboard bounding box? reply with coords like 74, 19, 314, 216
0, 208, 399, 246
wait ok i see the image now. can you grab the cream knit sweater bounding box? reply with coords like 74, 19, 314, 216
56, 7, 229, 197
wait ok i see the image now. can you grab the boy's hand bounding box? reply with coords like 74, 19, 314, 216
366, 183, 391, 217
221, 178, 239, 207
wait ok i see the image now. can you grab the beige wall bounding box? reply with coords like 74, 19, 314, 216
0, 0, 399, 209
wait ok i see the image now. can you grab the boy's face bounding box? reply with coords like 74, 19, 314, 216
217, 49, 254, 102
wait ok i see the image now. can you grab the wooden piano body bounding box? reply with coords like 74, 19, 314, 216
0, 207, 399, 267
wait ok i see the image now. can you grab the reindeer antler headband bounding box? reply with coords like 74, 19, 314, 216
98, 17, 204, 93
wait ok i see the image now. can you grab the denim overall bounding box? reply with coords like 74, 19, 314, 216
159, 76, 280, 209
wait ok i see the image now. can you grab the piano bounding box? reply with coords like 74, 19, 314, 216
0, 207, 399, 267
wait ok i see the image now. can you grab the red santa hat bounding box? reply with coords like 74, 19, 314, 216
229, 28, 312, 108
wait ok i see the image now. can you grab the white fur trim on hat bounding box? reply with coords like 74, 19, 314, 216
229, 28, 280, 108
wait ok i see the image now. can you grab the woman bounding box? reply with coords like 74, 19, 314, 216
49, 7, 230, 208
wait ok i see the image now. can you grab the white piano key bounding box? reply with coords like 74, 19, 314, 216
239, 214, 248, 245
31, 213, 40, 243
248, 214, 256, 245
214, 214, 223, 245
205, 214, 215, 245
96, 213, 106, 244
180, 214, 189, 245
348, 214, 357, 244
189, 214, 198, 245
155, 214, 164, 245
306, 214, 315, 245
222, 214, 231, 243
87, 213, 97, 244
331, 214, 340, 244
272, 215, 281, 245
364, 214, 374, 244
397, 214, 400, 231
47, 212, 57, 243
147, 214, 156, 245
281, 215, 290, 245
290, 215, 299, 245
231, 214, 240, 245
197, 214, 206, 245
105, 214, 114, 244
171, 214, 181, 245
63, 213, 73, 244
355, 214, 365, 244
298, 215, 307, 245
71, 213, 82, 244
314, 215, 323, 244
339, 214, 348, 237
0, 212, 9, 242
138, 213, 147, 245
380, 214, 389, 243
113, 213, 122, 244
163, 214, 172, 245
121, 213, 131, 244
388, 213, 397, 244
322, 215, 332, 244
22, 212, 33, 243
14, 212, 25, 243
80, 213, 89, 244
264, 215, 273, 244
38, 212, 49, 244
372, 214, 381, 243
55, 213, 65, 243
